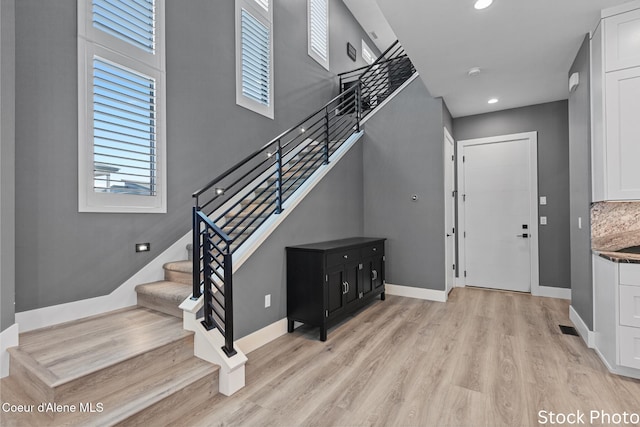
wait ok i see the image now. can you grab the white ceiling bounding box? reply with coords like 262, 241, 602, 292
343, 0, 630, 117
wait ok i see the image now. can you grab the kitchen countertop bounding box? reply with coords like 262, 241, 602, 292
595, 250, 640, 263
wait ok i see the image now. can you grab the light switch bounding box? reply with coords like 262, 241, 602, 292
265, 294, 271, 308
540, 196, 547, 205
578, 217, 582, 229
540, 216, 547, 225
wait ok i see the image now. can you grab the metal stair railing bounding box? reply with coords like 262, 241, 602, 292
191, 40, 415, 358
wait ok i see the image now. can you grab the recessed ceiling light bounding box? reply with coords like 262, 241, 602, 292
488, 98, 499, 104
474, 0, 493, 10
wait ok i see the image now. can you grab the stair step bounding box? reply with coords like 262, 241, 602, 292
2, 347, 218, 426
8, 307, 195, 405
136, 280, 192, 318
164, 260, 193, 285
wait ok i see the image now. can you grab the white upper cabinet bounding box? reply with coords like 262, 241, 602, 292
604, 68, 640, 200
605, 8, 640, 72
592, 1, 640, 201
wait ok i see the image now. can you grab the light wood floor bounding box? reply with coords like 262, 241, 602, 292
182, 287, 640, 427
3, 287, 640, 426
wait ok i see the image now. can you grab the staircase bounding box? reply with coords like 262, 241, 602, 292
1, 41, 416, 426
3, 308, 218, 426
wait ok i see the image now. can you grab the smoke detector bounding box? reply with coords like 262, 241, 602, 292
468, 67, 481, 77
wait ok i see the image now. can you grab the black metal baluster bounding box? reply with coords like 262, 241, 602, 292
275, 139, 283, 214
222, 250, 236, 357
324, 106, 330, 164
192, 206, 201, 299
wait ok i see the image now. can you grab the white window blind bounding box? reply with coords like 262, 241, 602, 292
308, 0, 328, 69
241, 9, 271, 107
92, 0, 156, 53
93, 58, 157, 196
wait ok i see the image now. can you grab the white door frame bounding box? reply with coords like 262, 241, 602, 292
444, 127, 455, 297
456, 131, 540, 294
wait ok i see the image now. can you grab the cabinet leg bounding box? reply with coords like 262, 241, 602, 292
320, 327, 327, 342
287, 319, 294, 333
381, 291, 386, 301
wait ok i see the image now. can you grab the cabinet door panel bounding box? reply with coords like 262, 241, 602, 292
620, 285, 640, 328
605, 68, 640, 199
619, 326, 640, 369
345, 263, 359, 304
605, 8, 640, 72
361, 258, 373, 297
371, 255, 384, 290
327, 267, 345, 317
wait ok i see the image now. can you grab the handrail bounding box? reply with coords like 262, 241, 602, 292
191, 40, 415, 358
192, 84, 359, 201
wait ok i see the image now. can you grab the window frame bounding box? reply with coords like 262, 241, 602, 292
235, 0, 274, 119
77, 0, 166, 213
362, 39, 375, 65
307, 0, 329, 71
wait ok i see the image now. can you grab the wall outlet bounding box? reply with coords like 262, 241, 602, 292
540, 216, 547, 225
540, 196, 547, 205
264, 294, 271, 308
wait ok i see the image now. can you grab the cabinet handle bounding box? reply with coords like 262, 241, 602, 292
372, 269, 378, 281
343, 255, 348, 259
373, 247, 377, 252
346, 281, 349, 293
342, 281, 348, 294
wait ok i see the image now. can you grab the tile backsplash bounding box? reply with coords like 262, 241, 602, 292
591, 201, 640, 251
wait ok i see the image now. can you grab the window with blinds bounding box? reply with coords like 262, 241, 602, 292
92, 0, 156, 53
92, 59, 157, 196
362, 39, 376, 65
308, 0, 329, 70
235, 0, 273, 118
241, 9, 270, 107
78, 0, 166, 212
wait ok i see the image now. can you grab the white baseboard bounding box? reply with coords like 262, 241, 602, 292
236, 318, 291, 354
533, 285, 571, 300
15, 234, 191, 333
385, 283, 447, 303
594, 345, 640, 380
1, 324, 19, 378
569, 305, 595, 348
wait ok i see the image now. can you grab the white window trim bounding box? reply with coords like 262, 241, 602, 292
307, 0, 329, 71
362, 39, 375, 65
235, 0, 274, 119
77, 0, 167, 213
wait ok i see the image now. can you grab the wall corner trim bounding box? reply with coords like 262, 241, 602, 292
1, 323, 19, 378
569, 304, 595, 348
533, 285, 571, 300
385, 283, 448, 302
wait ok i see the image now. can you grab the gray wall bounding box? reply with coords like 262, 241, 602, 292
1, 0, 15, 332
363, 78, 447, 291
454, 101, 571, 289
13, 0, 377, 312
234, 143, 363, 338
568, 35, 593, 328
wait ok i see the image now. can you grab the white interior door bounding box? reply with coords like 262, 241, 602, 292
458, 132, 538, 293
444, 128, 455, 295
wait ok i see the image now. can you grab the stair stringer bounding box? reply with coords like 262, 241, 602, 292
230, 129, 364, 272
179, 296, 247, 396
